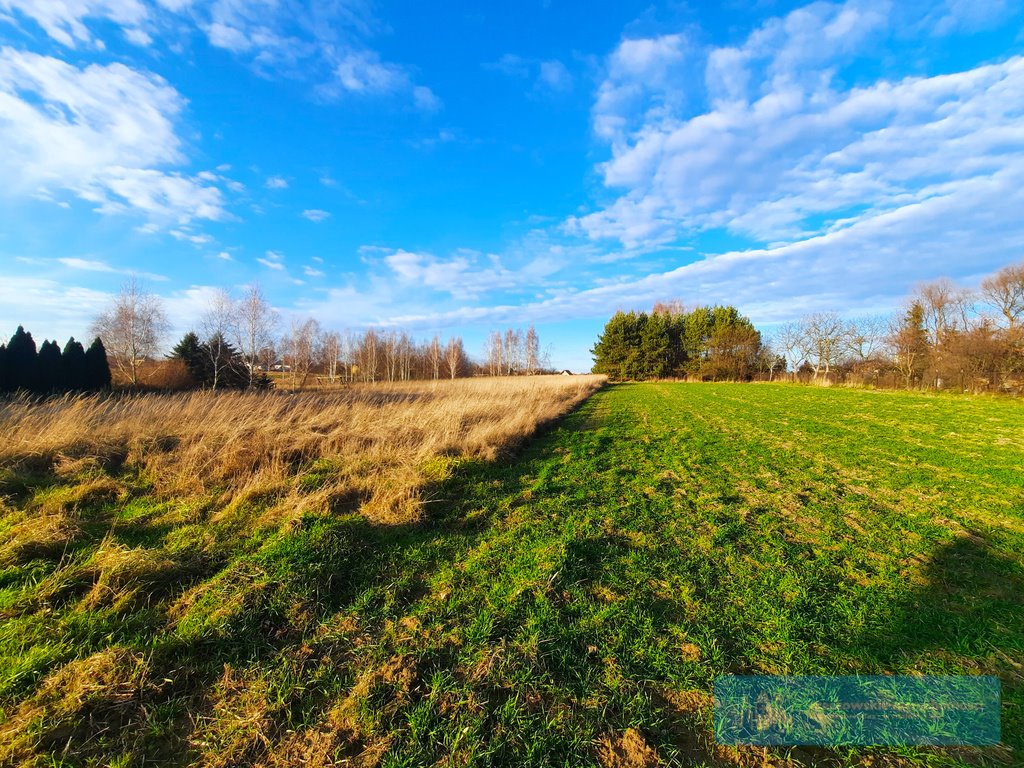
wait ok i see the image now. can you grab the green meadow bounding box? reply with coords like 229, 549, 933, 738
2, 383, 1022, 767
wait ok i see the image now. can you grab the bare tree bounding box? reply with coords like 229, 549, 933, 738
358, 329, 379, 382
485, 331, 503, 376
282, 317, 322, 388
398, 331, 413, 381
503, 328, 523, 375
846, 315, 888, 363
200, 288, 237, 390
652, 299, 685, 316
236, 284, 279, 387
340, 329, 356, 382
981, 261, 1024, 330
915, 278, 975, 347
775, 322, 804, 377
445, 336, 465, 379
427, 335, 442, 380
321, 330, 343, 384
381, 331, 400, 382
91, 278, 170, 387
757, 339, 783, 381
798, 313, 850, 382
525, 325, 540, 375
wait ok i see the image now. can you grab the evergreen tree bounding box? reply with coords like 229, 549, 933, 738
0, 343, 7, 393
592, 311, 642, 380
891, 302, 930, 388
6, 326, 38, 392
36, 340, 63, 393
592, 305, 761, 381
62, 338, 88, 391
205, 332, 249, 390
85, 337, 112, 391
171, 332, 211, 387
640, 311, 671, 378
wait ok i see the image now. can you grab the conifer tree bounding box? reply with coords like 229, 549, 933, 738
592, 305, 760, 381
6, 326, 38, 392
171, 332, 211, 387
0, 343, 7, 393
62, 338, 88, 391
36, 340, 63, 393
85, 337, 112, 391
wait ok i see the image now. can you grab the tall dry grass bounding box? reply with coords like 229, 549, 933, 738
0, 376, 604, 767
0, 375, 604, 526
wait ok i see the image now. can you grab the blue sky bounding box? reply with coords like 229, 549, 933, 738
1, 0, 1022, 371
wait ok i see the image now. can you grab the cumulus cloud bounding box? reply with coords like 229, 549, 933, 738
0, 47, 228, 226
265, 175, 289, 189
592, 33, 688, 142
572, 0, 1024, 249
388, 164, 1024, 330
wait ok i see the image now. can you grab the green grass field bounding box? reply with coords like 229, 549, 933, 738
2, 383, 1023, 766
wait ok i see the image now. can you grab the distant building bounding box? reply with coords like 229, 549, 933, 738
560, 370, 573, 376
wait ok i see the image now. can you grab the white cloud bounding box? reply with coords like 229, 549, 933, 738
332, 49, 402, 92
0, 275, 112, 340
215, 250, 233, 260
57, 256, 168, 281
931, 0, 1011, 35
303, 265, 325, 277
370, 245, 568, 301
0, 0, 149, 48
574, 1, 1024, 248
265, 175, 289, 189
170, 229, 213, 245
0, 0, 439, 110
257, 250, 285, 270
593, 33, 688, 142
323, 50, 441, 110
0, 47, 228, 227
301, 208, 330, 222
413, 85, 442, 111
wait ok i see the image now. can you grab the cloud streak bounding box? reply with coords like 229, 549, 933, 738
0, 47, 228, 227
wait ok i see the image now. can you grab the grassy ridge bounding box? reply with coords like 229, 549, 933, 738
1, 383, 1022, 766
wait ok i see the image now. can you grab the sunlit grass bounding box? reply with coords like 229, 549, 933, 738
1, 381, 1021, 767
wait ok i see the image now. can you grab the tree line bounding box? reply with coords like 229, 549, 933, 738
0, 326, 112, 395
86, 279, 553, 391
592, 259, 1024, 393
775, 261, 1024, 391
591, 302, 777, 381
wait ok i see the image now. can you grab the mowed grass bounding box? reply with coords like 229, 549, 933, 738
1, 382, 1023, 767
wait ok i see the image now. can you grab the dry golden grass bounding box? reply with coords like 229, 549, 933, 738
0, 375, 604, 768
0, 375, 604, 526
